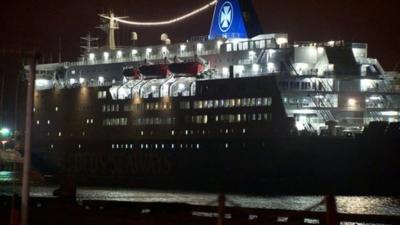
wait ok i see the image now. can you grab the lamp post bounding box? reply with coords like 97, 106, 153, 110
21, 53, 39, 225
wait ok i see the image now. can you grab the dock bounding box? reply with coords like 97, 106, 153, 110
1, 195, 399, 225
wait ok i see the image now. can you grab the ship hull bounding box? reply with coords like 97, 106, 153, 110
32, 137, 400, 195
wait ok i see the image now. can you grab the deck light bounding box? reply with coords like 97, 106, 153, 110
348, 98, 357, 107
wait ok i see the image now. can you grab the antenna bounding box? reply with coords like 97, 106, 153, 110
98, 11, 128, 50
80, 33, 99, 54
58, 37, 62, 63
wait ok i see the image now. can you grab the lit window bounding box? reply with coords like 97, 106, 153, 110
197, 43, 203, 52
222, 67, 229, 76
116, 51, 123, 59
180, 44, 186, 52
103, 52, 109, 61
36, 120, 40, 125
98, 76, 105, 84
55, 107, 59, 111
58, 132, 62, 137
171, 130, 175, 136
226, 44, 232, 52
89, 53, 95, 61
47, 120, 51, 125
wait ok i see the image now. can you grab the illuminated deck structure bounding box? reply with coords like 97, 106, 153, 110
32, 0, 400, 136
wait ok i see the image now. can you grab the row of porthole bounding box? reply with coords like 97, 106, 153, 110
111, 143, 201, 150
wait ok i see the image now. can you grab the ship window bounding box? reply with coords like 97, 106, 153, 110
78, 144, 82, 149
233, 43, 238, 51
290, 81, 300, 90
55, 107, 59, 112
301, 82, 311, 90
224, 100, 229, 108
262, 98, 269, 106
50, 144, 54, 149
226, 44, 232, 52
36, 120, 40, 125
112, 144, 115, 149
58, 132, 62, 137
47, 120, 51, 125
97, 91, 107, 99
171, 130, 175, 136
238, 42, 243, 51
225, 143, 229, 149
141, 131, 144, 136
214, 100, 219, 108
243, 42, 248, 50
260, 40, 266, 49
230, 99, 235, 107
243, 129, 246, 134
257, 98, 262, 106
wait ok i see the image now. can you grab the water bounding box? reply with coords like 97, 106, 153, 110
1, 185, 399, 224
1, 185, 399, 215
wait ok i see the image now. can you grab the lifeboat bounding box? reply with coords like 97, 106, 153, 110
168, 62, 205, 76
139, 64, 171, 78
122, 68, 141, 80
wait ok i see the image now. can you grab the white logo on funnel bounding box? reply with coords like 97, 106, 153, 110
219, 1, 233, 32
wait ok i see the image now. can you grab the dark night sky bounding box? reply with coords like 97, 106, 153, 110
0, 0, 400, 126
1, 0, 400, 68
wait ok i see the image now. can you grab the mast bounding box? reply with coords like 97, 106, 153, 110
80, 33, 99, 54
98, 12, 128, 50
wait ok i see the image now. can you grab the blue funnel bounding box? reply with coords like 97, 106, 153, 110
209, 0, 263, 40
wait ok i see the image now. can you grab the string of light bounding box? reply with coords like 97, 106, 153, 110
100, 0, 217, 26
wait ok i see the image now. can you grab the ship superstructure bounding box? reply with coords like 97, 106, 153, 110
33, 0, 400, 134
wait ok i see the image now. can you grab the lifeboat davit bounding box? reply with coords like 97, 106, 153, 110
168, 62, 205, 76
139, 64, 171, 78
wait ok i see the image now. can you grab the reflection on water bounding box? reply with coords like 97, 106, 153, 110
1, 185, 400, 217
